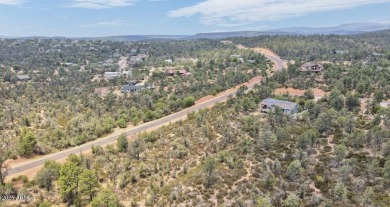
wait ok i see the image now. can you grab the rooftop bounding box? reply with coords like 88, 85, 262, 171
260, 98, 297, 110
121, 84, 145, 91
16, 75, 30, 80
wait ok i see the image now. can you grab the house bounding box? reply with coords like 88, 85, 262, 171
230, 55, 243, 58
373, 52, 383, 57
178, 69, 191, 77
165, 69, 175, 76
127, 80, 141, 85
380, 100, 390, 108
17, 75, 31, 81
260, 98, 298, 114
129, 56, 144, 66
122, 70, 132, 78
104, 72, 121, 79
182, 72, 192, 77
121, 84, 155, 93
300, 62, 324, 72
332, 50, 345, 54
165, 59, 173, 64
63, 63, 77, 67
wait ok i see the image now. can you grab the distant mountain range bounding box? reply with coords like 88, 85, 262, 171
4, 23, 390, 41
267, 23, 390, 35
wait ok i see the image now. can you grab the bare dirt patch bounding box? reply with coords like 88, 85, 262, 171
94, 87, 112, 98
360, 98, 370, 114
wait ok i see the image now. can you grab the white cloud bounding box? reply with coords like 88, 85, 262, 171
71, 0, 135, 9
0, 0, 23, 5
169, 0, 390, 26
79, 20, 124, 28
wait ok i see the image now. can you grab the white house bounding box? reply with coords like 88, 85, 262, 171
380, 100, 390, 108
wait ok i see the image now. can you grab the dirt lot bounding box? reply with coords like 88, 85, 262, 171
94, 87, 111, 98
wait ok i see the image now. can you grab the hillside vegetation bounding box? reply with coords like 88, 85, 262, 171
1, 30, 390, 207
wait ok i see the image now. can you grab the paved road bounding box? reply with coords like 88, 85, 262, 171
8, 84, 258, 176
236, 44, 285, 70
263, 54, 285, 70
8, 46, 285, 176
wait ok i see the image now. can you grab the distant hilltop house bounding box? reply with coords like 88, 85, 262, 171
165, 69, 175, 76
129, 55, 145, 66
332, 50, 346, 54
230, 55, 245, 63
16, 74, 31, 81
372, 52, 384, 57
380, 100, 390, 108
121, 83, 155, 93
221, 40, 233, 44
248, 60, 257, 64
63, 63, 78, 67
122, 71, 132, 77
104, 72, 121, 79
179, 69, 192, 77
165, 59, 173, 64
260, 98, 298, 114
89, 47, 98, 51
165, 69, 191, 77
300, 62, 324, 73
104, 71, 132, 79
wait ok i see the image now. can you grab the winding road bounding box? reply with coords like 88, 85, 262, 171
7, 45, 285, 178
264, 53, 285, 70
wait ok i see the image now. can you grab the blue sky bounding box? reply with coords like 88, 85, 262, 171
0, 0, 390, 37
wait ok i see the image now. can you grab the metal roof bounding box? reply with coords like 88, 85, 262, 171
260, 98, 297, 110
16, 75, 30, 80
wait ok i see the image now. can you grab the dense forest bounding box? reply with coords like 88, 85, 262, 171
229, 30, 390, 63
1, 30, 390, 207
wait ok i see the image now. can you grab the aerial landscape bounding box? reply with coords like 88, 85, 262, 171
1, 0, 390, 207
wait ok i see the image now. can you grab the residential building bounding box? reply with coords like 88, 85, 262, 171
129, 56, 144, 66
380, 100, 390, 108
122, 71, 132, 78
121, 84, 155, 93
104, 72, 121, 79
16, 75, 31, 81
300, 62, 324, 72
373, 52, 383, 57
178, 69, 191, 77
165, 69, 175, 76
260, 98, 298, 114
230, 54, 243, 58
